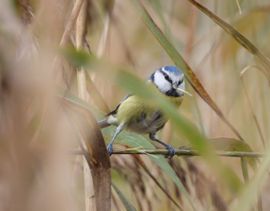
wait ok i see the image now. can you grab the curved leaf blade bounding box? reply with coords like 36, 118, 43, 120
136, 1, 245, 142
116, 70, 242, 192
186, 0, 270, 82
103, 127, 195, 210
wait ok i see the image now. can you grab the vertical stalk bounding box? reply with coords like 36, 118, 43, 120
240, 75, 265, 147
75, 1, 111, 211
241, 157, 263, 211
75, 1, 91, 210
240, 157, 249, 182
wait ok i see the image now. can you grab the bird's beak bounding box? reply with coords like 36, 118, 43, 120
176, 87, 192, 96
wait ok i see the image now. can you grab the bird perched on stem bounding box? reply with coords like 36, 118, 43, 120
99, 66, 190, 158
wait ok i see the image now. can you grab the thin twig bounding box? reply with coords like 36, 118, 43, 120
72, 148, 263, 158
113, 149, 263, 158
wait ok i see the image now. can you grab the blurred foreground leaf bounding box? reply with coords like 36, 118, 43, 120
136, 0, 245, 142
62, 91, 193, 209
116, 70, 242, 192
62, 46, 92, 68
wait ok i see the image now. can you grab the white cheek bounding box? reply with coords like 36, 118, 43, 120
154, 72, 171, 93
159, 82, 171, 93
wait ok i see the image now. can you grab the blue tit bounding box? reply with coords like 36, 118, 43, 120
99, 65, 189, 158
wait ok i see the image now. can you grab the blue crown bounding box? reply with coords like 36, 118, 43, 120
163, 66, 182, 75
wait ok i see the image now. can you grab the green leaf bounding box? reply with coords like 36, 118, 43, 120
210, 137, 253, 152
112, 183, 137, 211
62, 46, 92, 68
103, 127, 194, 210
126, 135, 191, 201
116, 70, 242, 192
210, 137, 257, 169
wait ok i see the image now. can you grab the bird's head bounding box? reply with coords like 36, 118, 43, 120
149, 66, 190, 97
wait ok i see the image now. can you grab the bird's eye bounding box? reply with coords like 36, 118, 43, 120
164, 75, 170, 81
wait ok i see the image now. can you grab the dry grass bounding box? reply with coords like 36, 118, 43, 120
1, 0, 270, 211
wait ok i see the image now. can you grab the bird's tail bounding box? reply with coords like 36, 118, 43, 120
98, 118, 111, 128
98, 115, 118, 129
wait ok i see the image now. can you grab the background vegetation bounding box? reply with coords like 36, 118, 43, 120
1, 0, 270, 210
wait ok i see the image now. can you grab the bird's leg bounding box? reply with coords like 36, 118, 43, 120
149, 133, 176, 158
107, 123, 125, 156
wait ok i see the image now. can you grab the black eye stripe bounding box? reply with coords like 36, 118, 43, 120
150, 73, 155, 82
159, 70, 172, 83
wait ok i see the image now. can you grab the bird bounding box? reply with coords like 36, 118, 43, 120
98, 65, 189, 158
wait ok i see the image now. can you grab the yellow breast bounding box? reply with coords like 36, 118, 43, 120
116, 96, 149, 124
116, 95, 183, 125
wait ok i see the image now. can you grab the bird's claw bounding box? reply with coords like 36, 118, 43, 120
165, 144, 176, 158
107, 144, 113, 156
